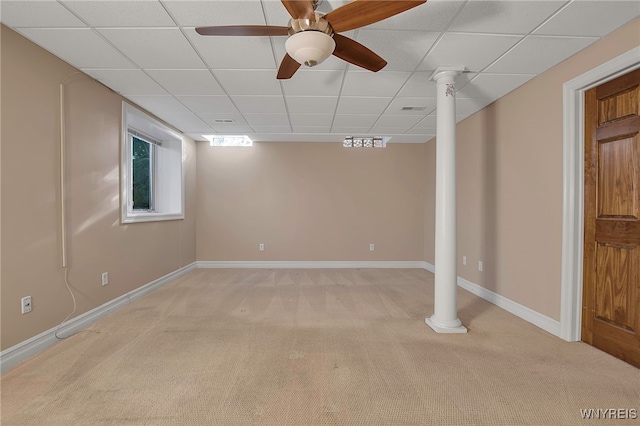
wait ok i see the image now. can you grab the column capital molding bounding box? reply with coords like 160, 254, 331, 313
430, 66, 467, 82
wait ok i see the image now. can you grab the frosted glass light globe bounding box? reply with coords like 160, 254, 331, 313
285, 31, 336, 67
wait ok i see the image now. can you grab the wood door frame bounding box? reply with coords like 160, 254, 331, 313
560, 47, 640, 342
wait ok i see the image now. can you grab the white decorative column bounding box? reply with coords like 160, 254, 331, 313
425, 66, 467, 334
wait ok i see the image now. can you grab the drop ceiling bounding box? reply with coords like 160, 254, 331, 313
2, 0, 638, 143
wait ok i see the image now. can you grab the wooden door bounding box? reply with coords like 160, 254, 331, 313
583, 69, 640, 368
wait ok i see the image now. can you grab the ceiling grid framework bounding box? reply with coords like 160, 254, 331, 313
2, 0, 638, 143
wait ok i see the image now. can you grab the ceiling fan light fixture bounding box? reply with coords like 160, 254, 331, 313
285, 31, 335, 67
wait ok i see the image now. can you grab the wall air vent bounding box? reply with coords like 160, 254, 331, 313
214, 119, 235, 123
401, 106, 426, 111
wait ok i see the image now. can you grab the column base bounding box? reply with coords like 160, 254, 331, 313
425, 316, 468, 334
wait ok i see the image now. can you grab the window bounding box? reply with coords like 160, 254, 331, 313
131, 135, 154, 211
121, 102, 184, 223
204, 134, 253, 147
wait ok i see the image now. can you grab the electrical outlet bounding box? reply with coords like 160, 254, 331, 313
21, 296, 32, 314
259, 243, 264, 251
462, 256, 467, 266
102, 272, 109, 286
478, 261, 483, 272
369, 243, 375, 251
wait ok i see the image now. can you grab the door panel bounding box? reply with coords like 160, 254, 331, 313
598, 85, 638, 125
597, 136, 638, 218
595, 243, 636, 331
583, 68, 640, 368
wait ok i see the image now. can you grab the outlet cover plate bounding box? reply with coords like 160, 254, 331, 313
21, 296, 32, 314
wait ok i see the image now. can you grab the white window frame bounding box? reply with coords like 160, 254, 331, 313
121, 102, 184, 223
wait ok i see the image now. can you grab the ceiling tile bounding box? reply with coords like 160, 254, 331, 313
385, 97, 437, 115
486, 35, 599, 74
244, 113, 290, 127
456, 98, 494, 116
162, 0, 266, 27
457, 73, 536, 99
420, 33, 522, 72
332, 114, 379, 128
534, 1, 640, 37
336, 97, 392, 115
82, 69, 168, 96
199, 113, 248, 127
341, 71, 411, 97
17, 28, 134, 69
413, 115, 437, 129
355, 30, 440, 72
61, 1, 176, 27
0, 1, 85, 27
375, 114, 425, 128
290, 114, 334, 127
252, 134, 339, 142
145, 70, 224, 96
251, 126, 292, 134
176, 96, 240, 114
125, 96, 192, 115
184, 28, 277, 70
292, 126, 333, 133
97, 28, 205, 69
331, 127, 372, 134
449, 0, 566, 34
262, 0, 292, 26
213, 70, 282, 95
281, 70, 345, 96
368, 127, 409, 135
397, 72, 437, 97
231, 96, 287, 114
154, 112, 212, 133
407, 127, 437, 135
211, 124, 254, 133
367, 0, 465, 31
286, 97, 339, 114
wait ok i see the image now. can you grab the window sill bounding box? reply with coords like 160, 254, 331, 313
122, 212, 184, 224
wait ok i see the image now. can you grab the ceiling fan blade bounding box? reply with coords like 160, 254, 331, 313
324, 0, 425, 33
277, 54, 302, 80
195, 25, 290, 36
333, 34, 387, 72
281, 0, 316, 21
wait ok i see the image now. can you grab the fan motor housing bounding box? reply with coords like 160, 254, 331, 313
288, 14, 334, 36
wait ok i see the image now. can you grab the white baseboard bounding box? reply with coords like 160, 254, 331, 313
422, 261, 435, 273
423, 262, 561, 337
198, 260, 427, 269
456, 276, 561, 336
0, 262, 197, 373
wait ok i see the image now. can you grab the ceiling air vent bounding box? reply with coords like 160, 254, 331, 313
401, 106, 426, 111
214, 119, 235, 123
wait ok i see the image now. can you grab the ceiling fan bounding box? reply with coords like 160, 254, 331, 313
195, 0, 426, 79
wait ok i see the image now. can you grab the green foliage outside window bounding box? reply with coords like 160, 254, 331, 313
132, 137, 152, 210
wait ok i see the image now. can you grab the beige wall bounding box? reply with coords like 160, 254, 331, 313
196, 142, 426, 261
429, 18, 640, 321
0, 26, 197, 350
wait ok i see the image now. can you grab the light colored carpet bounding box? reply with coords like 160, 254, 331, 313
1, 269, 638, 425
